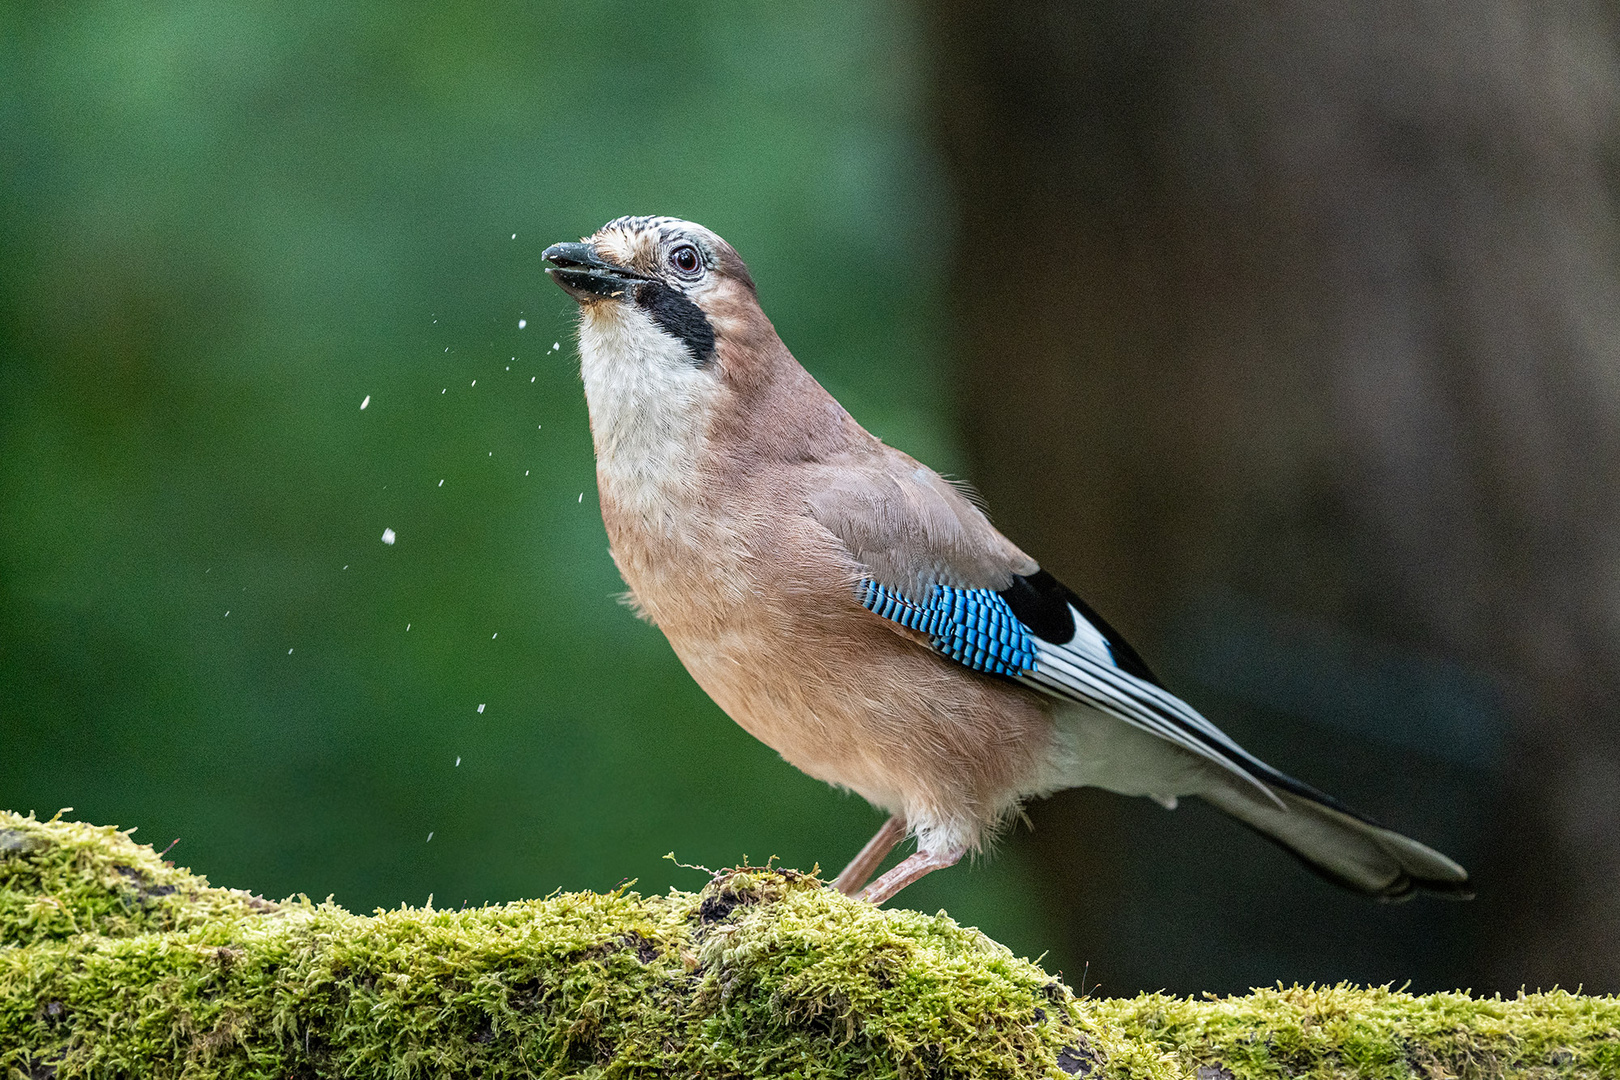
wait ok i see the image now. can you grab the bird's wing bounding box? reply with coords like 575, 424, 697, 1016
802, 453, 1037, 596
804, 452, 1284, 802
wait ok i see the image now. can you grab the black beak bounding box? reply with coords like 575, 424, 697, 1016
543, 242, 649, 302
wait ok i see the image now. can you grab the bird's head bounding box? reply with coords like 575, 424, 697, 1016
542, 216, 846, 494
543, 216, 761, 371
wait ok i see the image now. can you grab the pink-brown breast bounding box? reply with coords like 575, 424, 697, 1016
599, 459, 1060, 849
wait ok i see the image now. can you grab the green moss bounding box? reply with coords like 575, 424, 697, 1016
2, 810, 1616, 1079
1094, 986, 1619, 1079
0, 812, 277, 947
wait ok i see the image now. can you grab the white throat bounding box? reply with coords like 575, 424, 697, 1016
577, 303, 718, 535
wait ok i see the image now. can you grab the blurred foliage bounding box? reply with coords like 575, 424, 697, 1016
0, 1, 1053, 961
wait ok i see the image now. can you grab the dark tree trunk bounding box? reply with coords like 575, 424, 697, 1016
927, 0, 1620, 993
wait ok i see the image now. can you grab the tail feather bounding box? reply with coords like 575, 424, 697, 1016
1201, 778, 1472, 901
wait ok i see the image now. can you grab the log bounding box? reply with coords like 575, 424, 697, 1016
2, 810, 1614, 1078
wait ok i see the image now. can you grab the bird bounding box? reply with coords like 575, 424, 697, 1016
541, 215, 1472, 906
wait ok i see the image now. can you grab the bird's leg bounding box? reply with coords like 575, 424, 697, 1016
832, 814, 908, 896
858, 843, 968, 905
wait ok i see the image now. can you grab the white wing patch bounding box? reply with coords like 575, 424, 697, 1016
856, 580, 1287, 807
1064, 605, 1116, 669
1018, 604, 1286, 807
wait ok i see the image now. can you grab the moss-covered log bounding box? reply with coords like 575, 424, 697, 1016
2, 811, 1615, 1078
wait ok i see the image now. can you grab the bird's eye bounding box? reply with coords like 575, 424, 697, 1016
669, 244, 702, 276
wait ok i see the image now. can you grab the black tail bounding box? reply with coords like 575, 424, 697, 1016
1201, 775, 1472, 901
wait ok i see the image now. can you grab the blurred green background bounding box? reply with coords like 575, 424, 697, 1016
0, 1, 1055, 961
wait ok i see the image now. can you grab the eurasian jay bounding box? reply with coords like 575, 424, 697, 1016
542, 215, 1471, 906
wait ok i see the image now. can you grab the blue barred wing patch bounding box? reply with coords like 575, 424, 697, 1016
858, 574, 1284, 803
858, 579, 1037, 676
